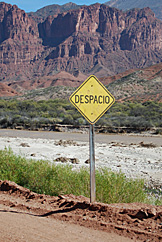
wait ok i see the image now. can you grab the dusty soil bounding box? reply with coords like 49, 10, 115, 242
0, 180, 162, 242
0, 129, 162, 146
0, 205, 134, 242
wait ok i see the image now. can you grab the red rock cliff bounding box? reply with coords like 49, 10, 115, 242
0, 3, 162, 82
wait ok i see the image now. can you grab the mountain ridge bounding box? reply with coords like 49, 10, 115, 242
28, 2, 84, 23
28, 1, 162, 22
0, 2, 161, 102
105, 0, 162, 21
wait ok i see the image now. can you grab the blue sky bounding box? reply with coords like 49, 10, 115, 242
4, 1, 110, 12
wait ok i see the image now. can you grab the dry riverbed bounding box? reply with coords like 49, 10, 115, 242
0, 129, 161, 191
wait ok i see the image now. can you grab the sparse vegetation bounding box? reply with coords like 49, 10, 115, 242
0, 99, 162, 131
1, 148, 161, 204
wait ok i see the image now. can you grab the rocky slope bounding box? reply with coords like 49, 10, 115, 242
0, 3, 162, 92
5, 62, 161, 103
0, 83, 19, 96
103, 62, 162, 102
105, 0, 162, 21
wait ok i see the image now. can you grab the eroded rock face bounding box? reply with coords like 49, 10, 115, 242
119, 8, 162, 51
0, 2, 43, 82
0, 3, 162, 84
40, 5, 162, 76
0, 3, 39, 42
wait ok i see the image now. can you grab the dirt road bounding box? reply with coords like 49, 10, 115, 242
0, 204, 135, 242
0, 129, 162, 146
0, 180, 162, 242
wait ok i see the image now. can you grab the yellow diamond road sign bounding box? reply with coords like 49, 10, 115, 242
69, 75, 115, 124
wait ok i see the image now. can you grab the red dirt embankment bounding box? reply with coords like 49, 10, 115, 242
0, 180, 162, 241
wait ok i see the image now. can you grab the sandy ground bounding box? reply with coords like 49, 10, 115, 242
0, 129, 161, 189
0, 203, 134, 242
0, 180, 162, 242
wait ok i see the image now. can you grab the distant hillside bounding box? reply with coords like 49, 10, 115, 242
106, 62, 162, 102
28, 2, 83, 23
105, 0, 162, 21
6, 62, 161, 103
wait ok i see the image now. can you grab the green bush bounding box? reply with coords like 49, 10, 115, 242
0, 99, 162, 130
96, 168, 146, 203
0, 148, 161, 205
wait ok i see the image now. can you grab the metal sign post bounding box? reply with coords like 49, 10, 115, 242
89, 124, 95, 203
69, 75, 115, 203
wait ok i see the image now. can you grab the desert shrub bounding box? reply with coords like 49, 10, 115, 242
0, 148, 160, 205
0, 117, 8, 127
0, 99, 162, 130
154, 129, 162, 135
62, 114, 74, 125
96, 168, 146, 203
76, 117, 86, 125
